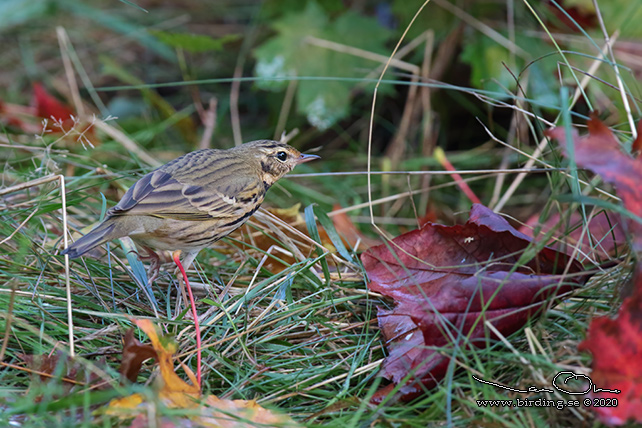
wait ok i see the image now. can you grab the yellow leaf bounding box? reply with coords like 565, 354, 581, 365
104, 319, 300, 427
135, 318, 199, 395
105, 393, 144, 415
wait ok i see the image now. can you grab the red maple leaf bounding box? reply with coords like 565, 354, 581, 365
31, 82, 98, 145
548, 116, 642, 426
519, 210, 627, 260
578, 268, 642, 426
546, 116, 642, 252
361, 204, 589, 403
32, 82, 75, 124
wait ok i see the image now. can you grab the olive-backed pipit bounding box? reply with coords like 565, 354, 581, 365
61, 139, 319, 280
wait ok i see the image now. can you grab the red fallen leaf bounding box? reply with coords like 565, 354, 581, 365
328, 204, 381, 249
520, 210, 627, 260
632, 120, 642, 154
119, 328, 157, 383
33, 82, 75, 123
17, 352, 108, 401
418, 204, 439, 227
18, 352, 78, 385
361, 204, 589, 403
578, 267, 642, 426
547, 1, 596, 33
546, 115, 642, 251
31, 82, 98, 145
0, 99, 41, 133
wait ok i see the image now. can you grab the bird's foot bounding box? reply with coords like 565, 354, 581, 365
134, 247, 173, 286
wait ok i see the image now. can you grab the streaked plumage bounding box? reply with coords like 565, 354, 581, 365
61, 140, 319, 279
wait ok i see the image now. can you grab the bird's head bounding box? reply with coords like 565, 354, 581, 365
239, 140, 319, 186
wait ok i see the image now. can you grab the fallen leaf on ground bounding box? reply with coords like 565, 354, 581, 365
108, 319, 299, 427
548, 116, 642, 426
33, 82, 75, 125
119, 328, 157, 383
520, 209, 626, 260
578, 267, 642, 426
361, 204, 590, 403
547, 115, 642, 251
18, 351, 107, 399
631, 120, 642, 154
328, 204, 381, 249
32, 82, 98, 146
227, 204, 372, 273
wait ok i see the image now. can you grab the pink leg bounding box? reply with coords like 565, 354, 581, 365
172, 250, 201, 389
135, 247, 164, 285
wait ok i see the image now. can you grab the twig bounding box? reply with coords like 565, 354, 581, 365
494, 34, 617, 212
230, 60, 244, 146
305, 36, 420, 74
0, 208, 38, 245
198, 97, 218, 150
368, 0, 432, 232
56, 27, 84, 117
0, 174, 74, 356
419, 31, 435, 214
274, 80, 297, 140
592, 1, 636, 139
0, 361, 84, 386
93, 120, 161, 168
384, 75, 419, 168
434, 0, 527, 57
433, 147, 481, 204
173, 251, 201, 388
0, 281, 17, 362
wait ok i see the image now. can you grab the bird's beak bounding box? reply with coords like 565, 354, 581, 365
296, 153, 321, 164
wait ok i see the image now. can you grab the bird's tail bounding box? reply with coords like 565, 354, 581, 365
60, 220, 119, 259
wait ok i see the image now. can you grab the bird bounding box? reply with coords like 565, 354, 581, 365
61, 139, 320, 282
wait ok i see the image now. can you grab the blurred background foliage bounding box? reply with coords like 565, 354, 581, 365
1, 0, 641, 224
1, 1, 641, 425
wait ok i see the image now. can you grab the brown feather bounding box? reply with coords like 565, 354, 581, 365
61, 140, 319, 262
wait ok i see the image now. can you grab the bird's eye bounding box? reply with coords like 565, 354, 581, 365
276, 151, 288, 162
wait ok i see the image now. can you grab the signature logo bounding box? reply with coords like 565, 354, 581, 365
473, 371, 621, 395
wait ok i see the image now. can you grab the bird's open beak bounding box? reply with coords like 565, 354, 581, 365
296, 153, 321, 164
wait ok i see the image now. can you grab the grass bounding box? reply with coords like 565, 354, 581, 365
0, 132, 631, 426
1, 0, 640, 426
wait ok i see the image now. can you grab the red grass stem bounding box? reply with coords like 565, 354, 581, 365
434, 147, 481, 205
173, 251, 202, 389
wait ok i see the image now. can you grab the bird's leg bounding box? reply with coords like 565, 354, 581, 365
146, 251, 161, 286
134, 246, 167, 286
173, 249, 202, 389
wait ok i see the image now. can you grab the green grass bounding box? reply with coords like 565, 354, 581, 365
1, 0, 640, 426
0, 134, 631, 426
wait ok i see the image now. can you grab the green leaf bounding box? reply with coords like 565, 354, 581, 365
460, 36, 516, 95
391, 0, 457, 40
254, 2, 328, 92
254, 1, 391, 129
460, 32, 559, 106
151, 31, 240, 53
297, 81, 350, 129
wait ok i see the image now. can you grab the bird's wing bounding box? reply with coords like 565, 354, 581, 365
108, 168, 263, 221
